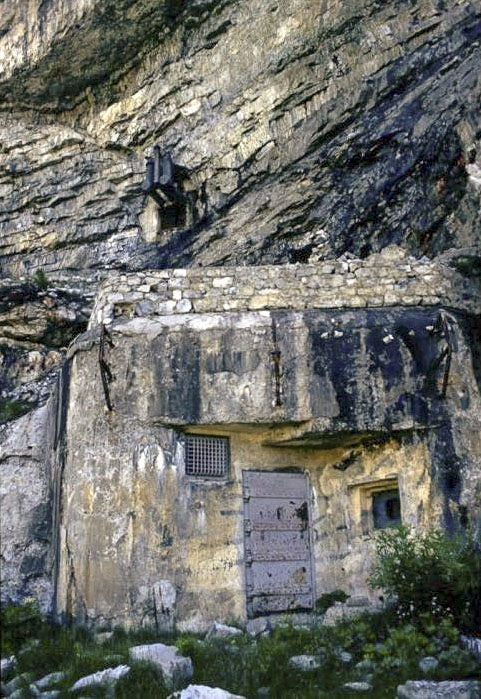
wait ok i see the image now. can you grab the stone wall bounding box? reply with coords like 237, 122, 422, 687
90, 247, 479, 327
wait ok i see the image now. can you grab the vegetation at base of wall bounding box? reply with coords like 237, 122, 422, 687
1, 602, 480, 699
370, 525, 481, 632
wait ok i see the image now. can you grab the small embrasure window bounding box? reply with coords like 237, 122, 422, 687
372, 488, 401, 529
184, 435, 229, 478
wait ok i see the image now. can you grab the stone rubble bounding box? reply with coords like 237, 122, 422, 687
343, 681, 373, 692
0, 656, 17, 677
397, 680, 481, 699
70, 665, 130, 692
418, 657, 439, 673
3, 672, 33, 695
288, 655, 321, 671
34, 672, 66, 690
205, 622, 243, 640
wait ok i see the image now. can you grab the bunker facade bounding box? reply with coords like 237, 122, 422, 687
47, 247, 481, 630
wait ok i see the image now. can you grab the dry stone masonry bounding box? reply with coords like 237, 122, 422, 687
90, 246, 480, 328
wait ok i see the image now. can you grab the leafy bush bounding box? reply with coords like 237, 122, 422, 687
0, 601, 43, 654
363, 614, 479, 682
370, 525, 481, 631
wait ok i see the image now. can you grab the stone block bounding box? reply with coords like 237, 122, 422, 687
248, 295, 270, 310
176, 299, 192, 313
288, 655, 321, 671
71, 666, 130, 692
212, 277, 234, 288
129, 644, 193, 689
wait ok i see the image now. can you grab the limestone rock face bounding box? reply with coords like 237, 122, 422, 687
0, 405, 53, 611
1, 0, 480, 271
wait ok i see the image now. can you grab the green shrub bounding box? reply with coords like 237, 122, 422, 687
32, 268, 49, 289
316, 589, 349, 614
363, 614, 479, 682
0, 601, 43, 654
370, 525, 481, 631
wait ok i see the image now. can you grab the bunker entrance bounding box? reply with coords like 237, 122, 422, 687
242, 471, 314, 618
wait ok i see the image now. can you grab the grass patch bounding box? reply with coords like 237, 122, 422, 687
1, 602, 480, 699
0, 398, 33, 422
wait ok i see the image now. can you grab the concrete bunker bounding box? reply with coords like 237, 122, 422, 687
48, 253, 480, 631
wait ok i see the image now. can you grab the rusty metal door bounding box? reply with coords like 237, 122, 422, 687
243, 471, 314, 617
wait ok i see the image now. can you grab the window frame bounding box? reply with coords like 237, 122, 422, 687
183, 434, 230, 480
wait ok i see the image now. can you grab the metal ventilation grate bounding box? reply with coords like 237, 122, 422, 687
184, 435, 229, 478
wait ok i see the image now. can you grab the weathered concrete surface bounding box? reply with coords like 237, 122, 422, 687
51, 300, 480, 628
73, 307, 478, 441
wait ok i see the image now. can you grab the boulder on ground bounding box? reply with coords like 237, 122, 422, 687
3, 672, 33, 695
343, 682, 372, 692
246, 617, 273, 637
1, 656, 17, 678
94, 632, 114, 645
71, 665, 130, 692
397, 680, 481, 699
206, 622, 243, 640
34, 672, 66, 690
168, 685, 246, 699
129, 643, 193, 689
288, 655, 321, 671
338, 650, 353, 664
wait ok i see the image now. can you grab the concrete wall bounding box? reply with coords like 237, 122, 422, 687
55, 298, 481, 629
56, 351, 438, 630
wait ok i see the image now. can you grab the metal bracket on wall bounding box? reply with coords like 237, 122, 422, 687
270, 317, 283, 407
427, 311, 452, 398
99, 324, 114, 411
